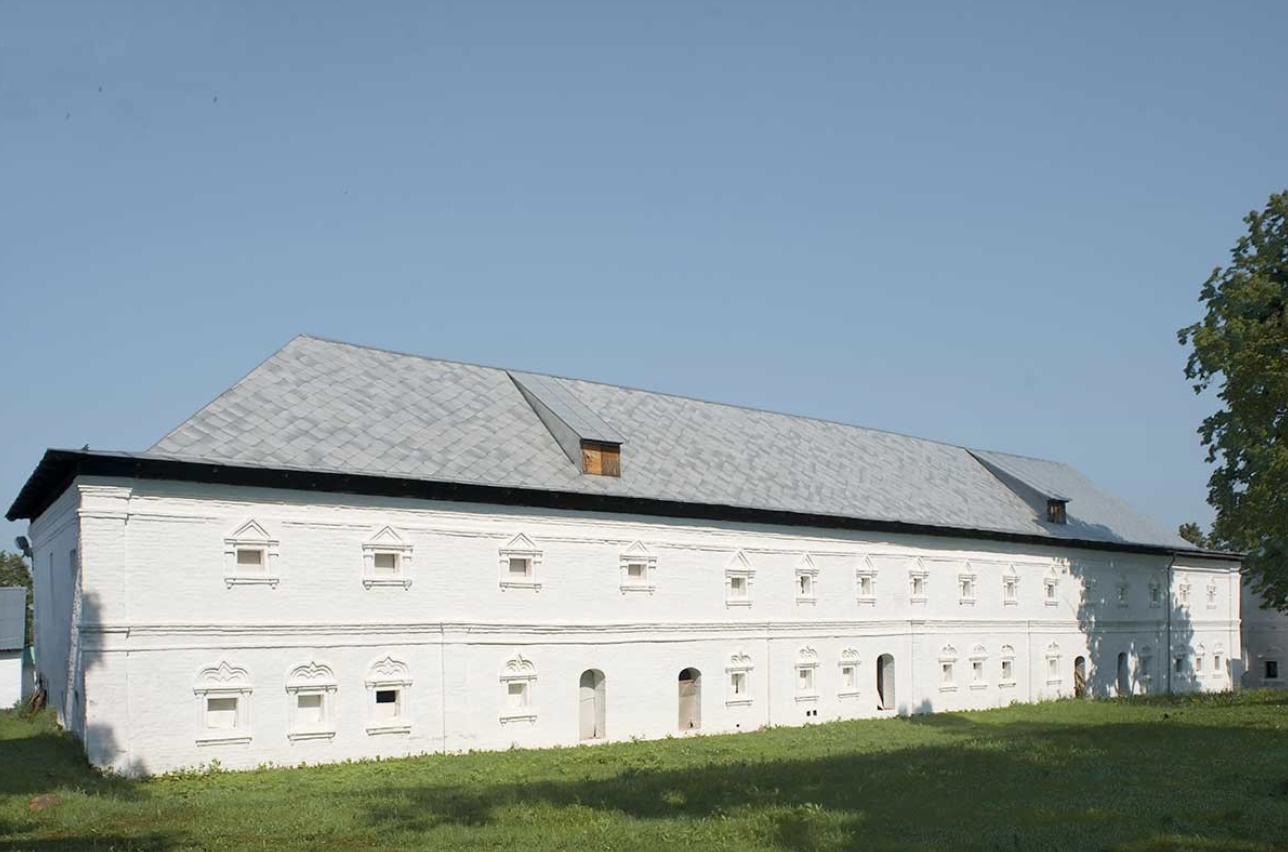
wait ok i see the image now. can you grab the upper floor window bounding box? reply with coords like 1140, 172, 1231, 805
1206, 580, 1218, 609
223, 520, 280, 588
958, 569, 977, 605
909, 562, 929, 603
365, 656, 412, 735
194, 662, 253, 745
362, 525, 413, 589
795, 554, 819, 605
499, 533, 542, 591
1044, 568, 1060, 606
1178, 581, 1191, 607
725, 551, 755, 607
619, 541, 657, 594
1002, 567, 1019, 605
726, 652, 754, 707
1116, 576, 1130, 607
855, 557, 876, 604
1148, 579, 1162, 608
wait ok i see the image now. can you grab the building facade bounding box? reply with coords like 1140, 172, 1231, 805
8, 335, 1244, 775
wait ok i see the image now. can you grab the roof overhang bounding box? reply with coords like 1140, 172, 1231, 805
6, 448, 1244, 563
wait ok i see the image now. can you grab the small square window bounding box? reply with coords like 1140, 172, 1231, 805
731, 671, 747, 696
797, 668, 814, 693
374, 688, 401, 720
507, 681, 529, 709
206, 696, 238, 730
858, 575, 873, 597
1266, 660, 1280, 680
841, 665, 855, 690
236, 548, 265, 570
627, 562, 646, 581
509, 557, 531, 578
373, 552, 400, 575
730, 576, 747, 598
296, 693, 324, 725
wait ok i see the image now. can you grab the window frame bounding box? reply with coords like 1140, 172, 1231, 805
794, 647, 820, 702
619, 541, 657, 594
1044, 567, 1060, 607
999, 645, 1017, 688
498, 533, 543, 591
362, 525, 414, 590
725, 551, 756, 608
795, 554, 819, 605
285, 662, 338, 741
908, 563, 929, 604
499, 652, 539, 724
957, 568, 978, 606
939, 644, 959, 692
1045, 642, 1062, 686
194, 662, 253, 745
838, 647, 861, 698
365, 656, 412, 735
969, 645, 988, 690
725, 651, 754, 707
1002, 566, 1019, 606
223, 520, 280, 588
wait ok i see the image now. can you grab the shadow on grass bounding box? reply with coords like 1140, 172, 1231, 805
351, 697, 1288, 852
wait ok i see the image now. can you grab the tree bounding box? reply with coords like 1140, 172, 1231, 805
0, 550, 32, 643
1177, 522, 1213, 550
1178, 190, 1288, 611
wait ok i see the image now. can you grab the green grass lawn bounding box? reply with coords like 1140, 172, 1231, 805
2, 692, 1288, 852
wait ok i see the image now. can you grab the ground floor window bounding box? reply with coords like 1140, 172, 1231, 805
194, 662, 253, 745
366, 656, 412, 734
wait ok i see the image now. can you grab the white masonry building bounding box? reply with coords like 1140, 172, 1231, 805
7, 335, 1243, 775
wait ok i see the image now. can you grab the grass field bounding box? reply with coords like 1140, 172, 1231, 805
2, 692, 1287, 852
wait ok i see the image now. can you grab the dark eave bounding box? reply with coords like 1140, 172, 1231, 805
6, 449, 1243, 563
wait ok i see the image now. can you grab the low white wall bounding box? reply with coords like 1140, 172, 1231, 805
0, 651, 21, 708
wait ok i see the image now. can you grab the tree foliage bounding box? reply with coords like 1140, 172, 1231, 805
0, 549, 33, 642
1177, 522, 1213, 550
1178, 190, 1288, 610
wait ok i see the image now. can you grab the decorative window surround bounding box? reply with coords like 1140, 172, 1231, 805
1195, 644, 1207, 678
1139, 648, 1153, 685
939, 645, 958, 692
725, 551, 755, 607
362, 525, 413, 590
619, 541, 657, 594
1212, 645, 1225, 680
499, 533, 543, 591
957, 568, 978, 606
838, 647, 861, 697
792, 553, 820, 605
854, 556, 876, 605
908, 561, 929, 604
285, 662, 337, 741
794, 646, 819, 701
1206, 580, 1218, 609
1116, 576, 1130, 608
1178, 581, 1191, 607
725, 651, 754, 707
365, 656, 412, 735
1044, 567, 1060, 607
223, 520, 280, 588
1045, 642, 1062, 686
969, 645, 988, 690
1148, 579, 1162, 608
499, 652, 538, 724
999, 645, 1017, 688
1002, 567, 1019, 606
194, 662, 253, 745
1081, 577, 1098, 608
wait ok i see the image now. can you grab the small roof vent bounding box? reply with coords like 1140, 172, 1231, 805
1047, 499, 1068, 525
509, 371, 624, 477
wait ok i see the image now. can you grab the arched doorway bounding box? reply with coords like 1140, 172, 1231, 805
678, 668, 701, 730
876, 654, 895, 710
1116, 652, 1129, 696
579, 669, 606, 741
1074, 656, 1087, 698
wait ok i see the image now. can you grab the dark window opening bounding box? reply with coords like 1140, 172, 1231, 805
1267, 660, 1280, 680
375, 689, 397, 704
1047, 500, 1067, 524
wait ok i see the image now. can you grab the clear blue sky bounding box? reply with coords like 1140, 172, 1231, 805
2, 1, 1285, 549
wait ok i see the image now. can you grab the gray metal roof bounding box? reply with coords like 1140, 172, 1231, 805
144, 334, 1189, 550
0, 587, 26, 651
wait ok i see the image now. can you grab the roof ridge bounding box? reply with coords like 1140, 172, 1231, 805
295, 334, 1009, 459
